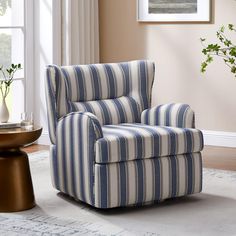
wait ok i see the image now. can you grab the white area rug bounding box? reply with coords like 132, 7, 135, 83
1, 151, 236, 236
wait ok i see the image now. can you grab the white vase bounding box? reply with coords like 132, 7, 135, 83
0, 97, 9, 123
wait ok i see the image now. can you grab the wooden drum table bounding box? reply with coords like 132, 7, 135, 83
0, 126, 42, 212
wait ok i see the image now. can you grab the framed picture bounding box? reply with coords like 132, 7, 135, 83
137, 0, 211, 22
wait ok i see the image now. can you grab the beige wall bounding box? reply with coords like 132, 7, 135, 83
99, 0, 236, 132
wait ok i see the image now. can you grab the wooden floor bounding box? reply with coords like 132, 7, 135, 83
23, 145, 236, 171
23, 144, 49, 153
202, 146, 236, 171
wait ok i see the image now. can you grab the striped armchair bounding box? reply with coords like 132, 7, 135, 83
45, 60, 203, 209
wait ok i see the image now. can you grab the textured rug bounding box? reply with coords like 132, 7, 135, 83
0, 213, 131, 236
1, 151, 236, 236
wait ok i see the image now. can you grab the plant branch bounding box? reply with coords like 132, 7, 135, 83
200, 24, 236, 77
0, 63, 22, 99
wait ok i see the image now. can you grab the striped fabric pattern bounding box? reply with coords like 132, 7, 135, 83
95, 152, 202, 208
96, 123, 203, 164
45, 60, 204, 209
45, 66, 60, 144
72, 96, 140, 125
45, 60, 155, 143
54, 112, 103, 206
141, 103, 195, 128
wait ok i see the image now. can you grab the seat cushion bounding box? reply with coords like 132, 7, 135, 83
95, 123, 203, 164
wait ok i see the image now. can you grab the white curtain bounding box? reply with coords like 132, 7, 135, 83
52, 0, 99, 65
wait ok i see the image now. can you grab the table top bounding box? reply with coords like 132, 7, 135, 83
0, 126, 42, 134
0, 126, 43, 150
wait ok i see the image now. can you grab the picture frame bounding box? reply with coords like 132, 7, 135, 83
137, 0, 211, 22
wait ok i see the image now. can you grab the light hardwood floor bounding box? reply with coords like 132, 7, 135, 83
202, 146, 236, 171
23, 145, 236, 171
23, 144, 49, 153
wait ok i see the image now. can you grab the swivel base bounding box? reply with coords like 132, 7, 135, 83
0, 150, 35, 212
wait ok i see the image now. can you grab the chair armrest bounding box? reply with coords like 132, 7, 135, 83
55, 111, 102, 205
141, 103, 195, 128
57, 112, 103, 140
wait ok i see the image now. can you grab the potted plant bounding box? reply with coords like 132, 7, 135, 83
200, 24, 236, 77
0, 63, 22, 123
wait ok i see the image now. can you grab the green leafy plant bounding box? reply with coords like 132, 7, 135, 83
0, 63, 22, 98
200, 24, 236, 77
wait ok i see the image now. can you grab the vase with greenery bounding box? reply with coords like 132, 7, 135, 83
200, 24, 236, 77
0, 63, 22, 123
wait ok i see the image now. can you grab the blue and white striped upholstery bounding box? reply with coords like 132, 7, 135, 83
51, 138, 202, 208
141, 103, 195, 128
96, 123, 203, 164
72, 96, 140, 126
45, 60, 155, 143
53, 112, 103, 206
95, 152, 202, 208
45, 60, 204, 209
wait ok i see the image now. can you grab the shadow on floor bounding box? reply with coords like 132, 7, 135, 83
56, 191, 236, 216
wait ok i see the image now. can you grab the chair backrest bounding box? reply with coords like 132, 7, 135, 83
45, 60, 155, 143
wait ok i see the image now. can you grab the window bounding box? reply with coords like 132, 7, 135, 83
0, 0, 32, 121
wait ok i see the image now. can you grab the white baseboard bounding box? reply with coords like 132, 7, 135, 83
202, 130, 236, 148
37, 130, 236, 148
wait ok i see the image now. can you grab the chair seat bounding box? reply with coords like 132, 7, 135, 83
95, 123, 203, 164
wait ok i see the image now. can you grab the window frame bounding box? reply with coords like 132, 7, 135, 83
0, 0, 34, 118
24, 0, 34, 114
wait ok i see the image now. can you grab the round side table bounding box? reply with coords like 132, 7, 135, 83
0, 126, 42, 212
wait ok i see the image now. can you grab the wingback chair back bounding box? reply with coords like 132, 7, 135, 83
45, 60, 155, 144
